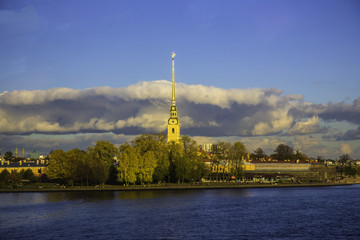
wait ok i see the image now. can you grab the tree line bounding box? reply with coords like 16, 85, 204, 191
45, 134, 210, 186
250, 144, 308, 161
336, 153, 360, 178
44, 134, 253, 186
1, 136, 359, 187
0, 168, 37, 188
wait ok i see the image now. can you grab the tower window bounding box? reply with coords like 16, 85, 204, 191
172, 128, 175, 133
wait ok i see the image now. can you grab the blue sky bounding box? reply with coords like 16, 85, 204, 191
2, 0, 359, 103
0, 0, 360, 158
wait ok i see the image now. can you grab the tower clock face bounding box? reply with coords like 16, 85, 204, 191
169, 119, 177, 124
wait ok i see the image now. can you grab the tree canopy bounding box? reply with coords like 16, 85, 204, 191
252, 148, 266, 160
273, 144, 294, 161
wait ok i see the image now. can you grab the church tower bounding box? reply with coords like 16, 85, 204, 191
167, 52, 180, 143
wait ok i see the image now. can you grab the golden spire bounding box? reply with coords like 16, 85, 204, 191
167, 51, 180, 143
172, 52, 176, 105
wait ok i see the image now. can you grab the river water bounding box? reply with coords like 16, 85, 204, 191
1, 185, 359, 239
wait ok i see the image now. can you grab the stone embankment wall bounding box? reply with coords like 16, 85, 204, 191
250, 163, 339, 182
253, 163, 311, 172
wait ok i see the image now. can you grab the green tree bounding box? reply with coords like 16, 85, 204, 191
339, 154, 356, 177
215, 142, 231, 161
107, 165, 118, 185
345, 165, 357, 178
119, 142, 132, 153
180, 136, 207, 182
117, 146, 139, 185
274, 144, 294, 161
189, 157, 208, 181
294, 151, 307, 162
229, 142, 247, 178
87, 141, 119, 185
132, 134, 161, 155
231, 142, 248, 160
23, 169, 37, 183
9, 170, 22, 184
0, 169, 11, 186
138, 151, 157, 184
153, 151, 170, 183
133, 133, 169, 183
253, 148, 266, 160
173, 155, 190, 183
4, 151, 13, 161
168, 142, 187, 183
339, 154, 350, 165
47, 149, 67, 182
91, 140, 119, 166
338, 154, 351, 177
213, 141, 232, 180
182, 135, 198, 159
90, 156, 109, 185
67, 148, 88, 185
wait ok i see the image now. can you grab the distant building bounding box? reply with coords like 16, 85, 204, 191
199, 144, 213, 153
0, 161, 47, 176
29, 150, 40, 160
350, 159, 360, 165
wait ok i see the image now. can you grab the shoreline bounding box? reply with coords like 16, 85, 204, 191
0, 182, 357, 193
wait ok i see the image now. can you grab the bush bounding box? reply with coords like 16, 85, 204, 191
67, 179, 74, 187
23, 169, 38, 183
0, 169, 11, 184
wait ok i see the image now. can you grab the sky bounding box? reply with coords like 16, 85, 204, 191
0, 0, 359, 159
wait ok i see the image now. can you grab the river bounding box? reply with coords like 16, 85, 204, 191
1, 185, 359, 239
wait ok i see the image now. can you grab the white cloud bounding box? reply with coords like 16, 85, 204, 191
288, 115, 322, 135
0, 81, 304, 136
0, 88, 81, 105
341, 144, 353, 155
0, 81, 359, 158
252, 108, 293, 135
177, 84, 269, 108
0, 80, 357, 138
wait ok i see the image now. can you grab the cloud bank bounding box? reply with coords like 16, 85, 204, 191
0, 80, 359, 157
1, 80, 359, 136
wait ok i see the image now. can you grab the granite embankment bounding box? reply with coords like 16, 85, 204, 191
1, 181, 358, 193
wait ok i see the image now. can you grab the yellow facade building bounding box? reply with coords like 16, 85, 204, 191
167, 52, 181, 143
210, 160, 255, 173
1, 160, 47, 176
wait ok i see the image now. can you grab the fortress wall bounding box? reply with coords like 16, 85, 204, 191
253, 163, 311, 172
249, 164, 339, 182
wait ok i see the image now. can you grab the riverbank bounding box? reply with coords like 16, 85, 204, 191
0, 182, 358, 193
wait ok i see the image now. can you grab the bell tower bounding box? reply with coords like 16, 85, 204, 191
167, 52, 180, 143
